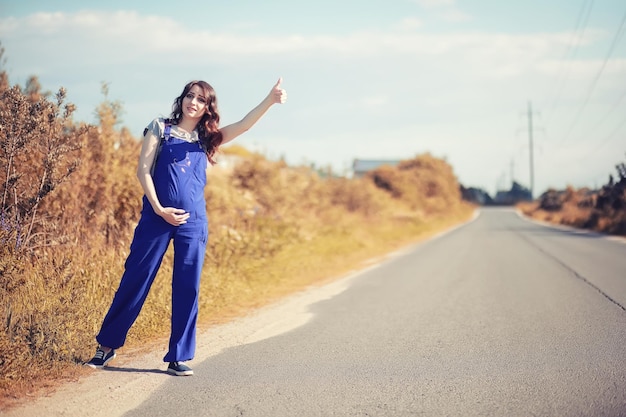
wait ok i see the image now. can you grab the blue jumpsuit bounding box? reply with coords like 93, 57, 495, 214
96, 120, 208, 363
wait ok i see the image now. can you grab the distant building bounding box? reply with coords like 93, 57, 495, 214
493, 181, 532, 205
352, 159, 401, 178
461, 186, 493, 205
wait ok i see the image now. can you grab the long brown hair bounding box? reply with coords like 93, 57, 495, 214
170, 80, 223, 165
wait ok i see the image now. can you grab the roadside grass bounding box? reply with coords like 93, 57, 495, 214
0, 73, 475, 410
0, 198, 473, 410
0, 148, 474, 411
517, 179, 626, 237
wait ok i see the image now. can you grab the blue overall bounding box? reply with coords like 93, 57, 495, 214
96, 122, 208, 362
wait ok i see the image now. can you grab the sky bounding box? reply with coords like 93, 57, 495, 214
1, 0, 625, 196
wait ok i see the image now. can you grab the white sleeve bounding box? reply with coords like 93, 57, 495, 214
143, 117, 165, 139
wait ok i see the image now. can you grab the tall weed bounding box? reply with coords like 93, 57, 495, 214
519, 157, 626, 236
0, 68, 474, 406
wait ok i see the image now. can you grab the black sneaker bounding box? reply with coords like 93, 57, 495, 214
167, 361, 193, 376
85, 347, 116, 369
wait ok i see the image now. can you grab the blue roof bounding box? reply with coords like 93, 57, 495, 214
352, 159, 401, 172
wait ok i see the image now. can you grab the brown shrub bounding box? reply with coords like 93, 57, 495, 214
538, 189, 563, 211
0, 62, 473, 404
326, 177, 385, 216
367, 153, 462, 214
521, 157, 626, 236
0, 83, 90, 251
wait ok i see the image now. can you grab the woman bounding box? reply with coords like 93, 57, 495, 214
86, 78, 287, 376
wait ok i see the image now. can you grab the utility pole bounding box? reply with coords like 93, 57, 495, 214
510, 158, 515, 187
527, 101, 535, 199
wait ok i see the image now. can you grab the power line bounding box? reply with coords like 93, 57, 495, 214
545, 0, 595, 126
575, 88, 626, 141
585, 116, 626, 158
555, 7, 626, 148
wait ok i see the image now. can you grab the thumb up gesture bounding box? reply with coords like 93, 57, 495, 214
270, 78, 287, 104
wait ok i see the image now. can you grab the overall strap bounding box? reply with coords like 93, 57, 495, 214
163, 119, 172, 141
150, 119, 171, 176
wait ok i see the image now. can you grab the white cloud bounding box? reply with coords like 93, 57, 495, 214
0, 11, 605, 71
0, 10, 623, 194
360, 96, 388, 108
396, 17, 423, 31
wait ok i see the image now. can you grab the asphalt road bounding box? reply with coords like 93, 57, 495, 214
125, 208, 626, 417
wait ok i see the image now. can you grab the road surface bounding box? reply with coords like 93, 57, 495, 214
7, 208, 626, 416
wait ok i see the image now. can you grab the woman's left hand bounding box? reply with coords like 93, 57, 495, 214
270, 78, 287, 104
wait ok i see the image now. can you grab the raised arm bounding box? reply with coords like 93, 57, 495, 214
219, 78, 287, 145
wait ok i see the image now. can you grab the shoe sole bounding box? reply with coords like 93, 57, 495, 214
167, 368, 194, 376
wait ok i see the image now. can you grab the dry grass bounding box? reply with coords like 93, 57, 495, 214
0, 73, 474, 410
517, 176, 626, 236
